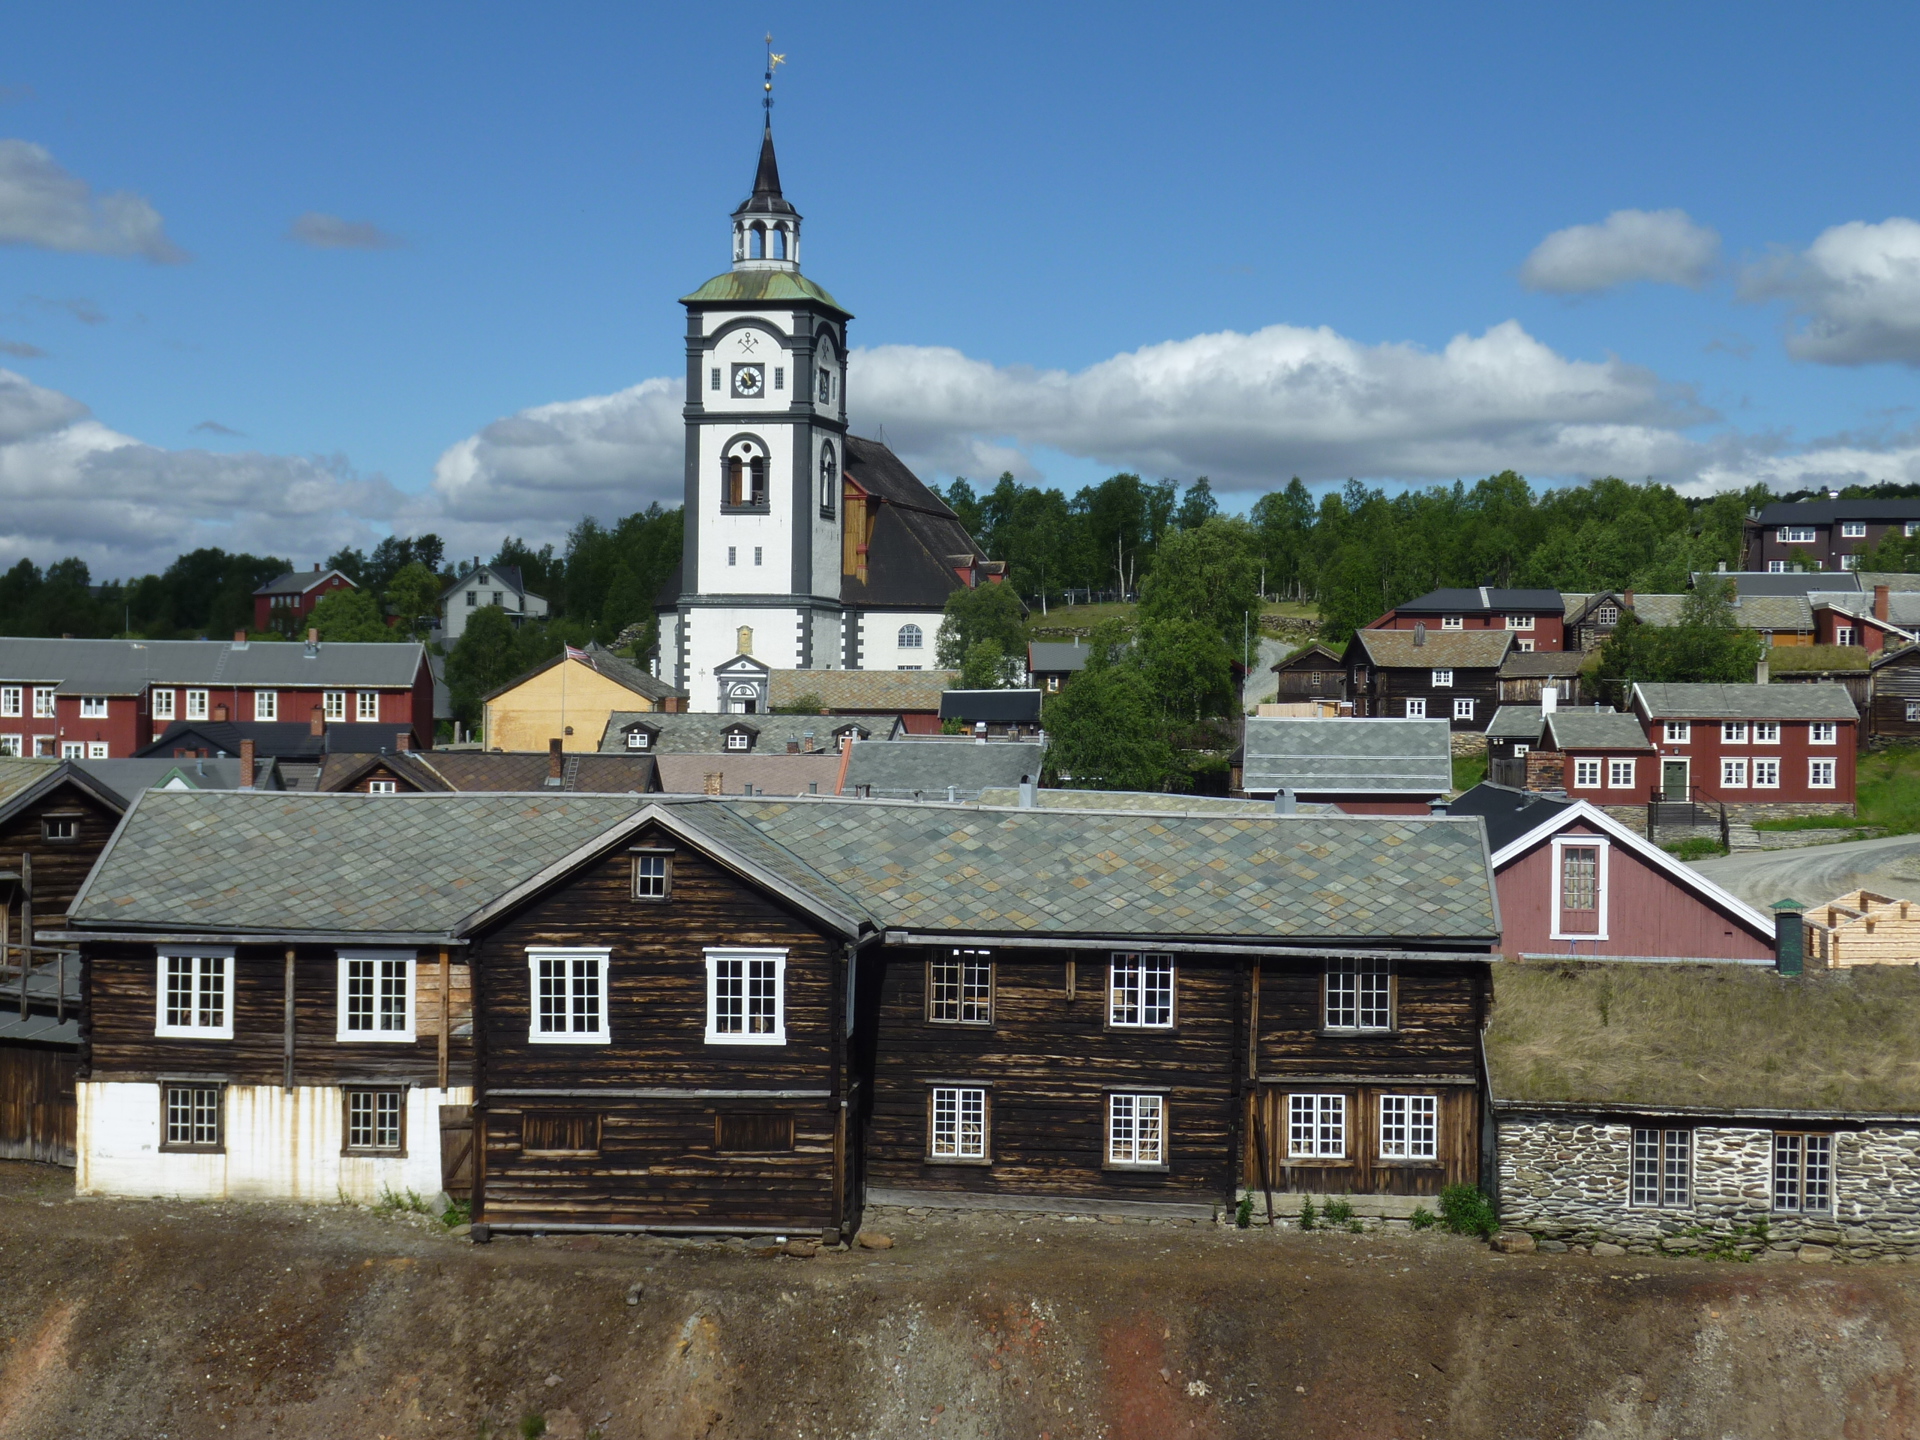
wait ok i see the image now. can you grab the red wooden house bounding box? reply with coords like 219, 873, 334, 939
252, 568, 357, 634
1629, 683, 1858, 812
1365, 587, 1567, 652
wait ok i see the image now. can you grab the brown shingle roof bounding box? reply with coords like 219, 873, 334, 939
1355, 630, 1513, 669
767, 669, 956, 712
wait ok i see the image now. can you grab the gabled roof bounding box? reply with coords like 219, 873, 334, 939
135, 720, 425, 760
0, 636, 427, 693
1444, 782, 1573, 851
938, 690, 1043, 724
1272, 643, 1345, 672
1632, 593, 1814, 631
1028, 640, 1090, 674
480, 641, 683, 706
841, 739, 1045, 801
1485, 960, 1920, 1117
840, 436, 998, 610
1485, 705, 1544, 742
598, 710, 873, 754
441, 563, 540, 603
1709, 570, 1860, 598
316, 750, 659, 794
0, 759, 128, 829
972, 788, 1314, 815
1809, 590, 1920, 631
1753, 499, 1920, 524
1389, 587, 1565, 616
78, 756, 281, 793
0, 757, 59, 806
1240, 717, 1453, 797
1352, 629, 1513, 669
768, 668, 955, 713
1498, 650, 1588, 678
253, 567, 354, 597
1630, 683, 1859, 721
1541, 710, 1654, 752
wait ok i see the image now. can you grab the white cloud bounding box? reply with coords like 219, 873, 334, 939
1519, 209, 1720, 294
1743, 218, 1920, 367
0, 140, 187, 263
287, 211, 405, 251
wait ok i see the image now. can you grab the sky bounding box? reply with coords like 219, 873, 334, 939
3, 2, 1920, 577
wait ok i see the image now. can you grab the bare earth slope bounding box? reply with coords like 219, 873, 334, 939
0, 1164, 1917, 1439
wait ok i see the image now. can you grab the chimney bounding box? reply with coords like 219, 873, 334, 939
1756, 658, 1770, 686
1772, 899, 1807, 974
1623, 588, 1634, 608
1716, 560, 1726, 573
239, 738, 256, 789
1523, 748, 1565, 793
1018, 775, 1036, 808
1413, 622, 1427, 647
787, 739, 800, 753
234, 629, 247, 644
1541, 686, 1559, 716
214, 703, 229, 722
310, 704, 325, 737
704, 772, 723, 796
1876, 584, 1890, 621
307, 628, 319, 646
396, 731, 411, 752
1273, 788, 1297, 815
546, 737, 564, 787
974, 721, 988, 744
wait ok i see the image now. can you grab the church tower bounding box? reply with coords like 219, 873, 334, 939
663, 62, 852, 712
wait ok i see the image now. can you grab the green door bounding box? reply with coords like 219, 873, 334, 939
1661, 759, 1688, 801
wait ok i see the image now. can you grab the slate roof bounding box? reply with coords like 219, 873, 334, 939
253, 568, 352, 597
598, 711, 875, 754
973, 788, 1319, 815
938, 690, 1044, 724
654, 753, 844, 796
0, 760, 128, 829
1631, 683, 1859, 721
1710, 571, 1859, 598
1753, 499, 1920, 525
1391, 587, 1565, 616
480, 642, 682, 706
1485, 706, 1545, 741
316, 750, 660, 794
135, 720, 425, 759
842, 740, 1045, 801
1028, 641, 1090, 674
1445, 782, 1575, 852
840, 436, 997, 610
0, 758, 58, 805
1353, 630, 1513, 669
1240, 717, 1453, 797
1632, 593, 1813, 631
0, 636, 426, 694
1498, 650, 1588, 678
768, 669, 955, 712
1541, 710, 1654, 752
1810, 590, 1920, 628
78, 756, 281, 793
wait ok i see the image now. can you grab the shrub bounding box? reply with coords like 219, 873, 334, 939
1297, 1197, 1317, 1232
1663, 837, 1727, 861
1322, 1197, 1358, 1232
1234, 1194, 1253, 1229
1438, 1184, 1498, 1239
442, 1197, 472, 1228
519, 1415, 548, 1440
1410, 1206, 1437, 1231
373, 1186, 432, 1217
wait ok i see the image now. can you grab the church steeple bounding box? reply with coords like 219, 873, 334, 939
731, 40, 800, 272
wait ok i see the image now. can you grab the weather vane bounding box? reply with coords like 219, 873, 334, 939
763, 33, 786, 121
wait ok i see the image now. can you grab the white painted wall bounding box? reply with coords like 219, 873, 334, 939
684, 605, 803, 710
861, 611, 948, 671
77, 1081, 471, 1204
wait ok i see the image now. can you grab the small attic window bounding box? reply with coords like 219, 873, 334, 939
625, 728, 651, 750
726, 731, 751, 752
42, 813, 80, 843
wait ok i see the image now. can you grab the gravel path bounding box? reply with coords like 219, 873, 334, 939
1691, 830, 1920, 908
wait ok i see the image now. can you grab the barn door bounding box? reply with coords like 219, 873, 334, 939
439, 1104, 474, 1200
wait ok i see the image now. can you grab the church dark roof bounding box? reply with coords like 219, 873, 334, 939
841, 436, 1002, 611
734, 125, 797, 218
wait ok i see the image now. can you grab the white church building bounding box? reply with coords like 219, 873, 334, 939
655, 118, 1005, 713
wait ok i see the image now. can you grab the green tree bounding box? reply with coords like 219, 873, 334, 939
959, 638, 1018, 689
1041, 624, 1178, 791
445, 606, 523, 731
600, 562, 652, 649
304, 587, 396, 642
1139, 517, 1260, 641
1595, 581, 1765, 690
383, 562, 443, 640
935, 582, 1027, 671
1136, 617, 1236, 722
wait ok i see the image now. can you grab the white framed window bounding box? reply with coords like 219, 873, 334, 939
1512, 744, 1530, 758
61, 741, 83, 758
705, 946, 786, 1045
1835, 624, 1856, 646
336, 951, 415, 1041
1772, 1133, 1833, 1214
345, 1089, 404, 1152
1909, 701, 1920, 723
87, 741, 107, 759
632, 850, 672, 900
1404, 698, 1427, 719
324, 690, 346, 721
151, 688, 175, 721
186, 689, 209, 720
1810, 758, 1837, 789
0, 736, 18, 757
1440, 615, 1463, 630
1753, 722, 1779, 744
162, 1084, 224, 1151
1108, 1092, 1166, 1167
1753, 758, 1780, 788
253, 690, 277, 721
466, 590, 478, 607
898, 623, 924, 649
930, 949, 992, 1025
32, 687, 56, 719
367, 779, 397, 795
1453, 698, 1475, 721
79, 695, 108, 718
1573, 758, 1602, 788
528, 946, 611, 1044
1909, 523, 1919, 539
356, 691, 379, 722
1663, 722, 1690, 744
1608, 758, 1636, 788
1722, 722, 1748, 743
626, 728, 649, 749
1378, 1094, 1437, 1160
1631, 1127, 1692, 1207
1324, 957, 1390, 1031
1288, 1093, 1346, 1158
1810, 722, 1837, 744
1722, 758, 1748, 787
0, 685, 18, 718
1108, 953, 1174, 1028
1506, 614, 1534, 630
930, 1086, 987, 1161
1597, 604, 1619, 625
1841, 521, 1867, 538
1780, 527, 1817, 544
1516, 638, 1535, 653
155, 949, 235, 1039
1431, 668, 1453, 687
1552, 837, 1607, 939
1768, 560, 1788, 573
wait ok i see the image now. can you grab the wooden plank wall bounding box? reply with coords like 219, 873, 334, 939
470, 825, 845, 1232
0, 1045, 76, 1165
1251, 1084, 1479, 1196
0, 780, 123, 920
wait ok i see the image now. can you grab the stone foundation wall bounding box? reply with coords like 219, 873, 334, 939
1720, 801, 1856, 823
1498, 1115, 1920, 1262
1451, 732, 1488, 758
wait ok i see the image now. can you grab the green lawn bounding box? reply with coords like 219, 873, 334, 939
1027, 601, 1136, 634
1451, 754, 1488, 794
1754, 742, 1920, 833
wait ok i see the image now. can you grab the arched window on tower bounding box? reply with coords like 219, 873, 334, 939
898, 623, 923, 650
819, 442, 837, 515
723, 440, 769, 509
772, 225, 788, 260
749, 224, 765, 259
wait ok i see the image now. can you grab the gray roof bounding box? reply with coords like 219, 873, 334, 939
1485, 706, 1544, 741
767, 668, 956, 712
842, 739, 1046, 801
1353, 630, 1513, 669
1241, 717, 1453, 797
483, 642, 681, 706
0, 636, 426, 694
68, 791, 1501, 947
1809, 590, 1920, 629
1632, 593, 1813, 631
1706, 570, 1860, 598
77, 757, 280, 793
1541, 710, 1654, 752
1498, 650, 1588, 678
973, 788, 1312, 815
1393, 587, 1565, 615
1631, 683, 1859, 721
253, 567, 352, 597
1028, 641, 1090, 674
654, 753, 843, 796
1753, 499, 1920, 525
600, 711, 877, 753
938, 689, 1044, 724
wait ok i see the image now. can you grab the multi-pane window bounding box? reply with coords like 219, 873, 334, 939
357, 691, 379, 721
338, 952, 413, 1040
1404, 698, 1427, 719
1108, 953, 1174, 1028
1841, 521, 1867, 538
1753, 722, 1779, 743
1561, 846, 1599, 912
930, 1086, 987, 1160
151, 688, 175, 720
705, 947, 786, 1044
1809, 758, 1837, 788
1378, 1094, 1438, 1160
1325, 958, 1390, 1031
1597, 605, 1619, 625
930, 949, 992, 1024
632, 852, 671, 901
1780, 527, 1817, 543
163, 1085, 223, 1150
1453, 698, 1475, 721
725, 731, 750, 751
1506, 614, 1535, 630
529, 947, 611, 1044
1431, 668, 1453, 687
156, 951, 233, 1037
1753, 759, 1781, 788
366, 779, 397, 794
1810, 722, 1837, 744
61, 741, 83, 759
1722, 758, 1748, 787
1108, 1093, 1165, 1166
1440, 615, 1463, 630
186, 689, 209, 720
1773, 1133, 1833, 1213
1288, 1093, 1346, 1158
1663, 722, 1690, 743
625, 728, 651, 749
253, 690, 277, 721
1835, 625, 1856, 646
324, 690, 346, 721
79, 695, 108, 718
32, 687, 55, 718
1631, 1128, 1691, 1207
0, 686, 19, 717
898, 623, 923, 649
1573, 758, 1602, 787
0, 737, 20, 757
345, 1089, 404, 1151
1722, 722, 1748, 743
1608, 758, 1635, 788
1909, 701, 1920, 724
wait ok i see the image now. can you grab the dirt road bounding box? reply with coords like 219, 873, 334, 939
1692, 831, 1920, 908
0, 1162, 1917, 1439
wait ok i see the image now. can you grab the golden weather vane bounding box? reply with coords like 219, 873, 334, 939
764, 34, 785, 119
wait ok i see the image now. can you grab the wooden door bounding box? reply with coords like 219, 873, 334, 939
1661, 759, 1689, 800
439, 1104, 474, 1200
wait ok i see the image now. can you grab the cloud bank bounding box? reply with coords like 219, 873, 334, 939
1520, 209, 1720, 294
0, 140, 187, 263
1743, 217, 1920, 367
287, 211, 405, 251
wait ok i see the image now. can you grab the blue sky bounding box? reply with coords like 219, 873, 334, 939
3, 2, 1919, 574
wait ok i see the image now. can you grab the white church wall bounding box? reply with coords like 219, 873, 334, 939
685, 606, 803, 711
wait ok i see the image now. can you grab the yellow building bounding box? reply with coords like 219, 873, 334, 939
482, 644, 686, 753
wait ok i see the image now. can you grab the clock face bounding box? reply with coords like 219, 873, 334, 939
732, 364, 764, 398
817, 367, 831, 403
